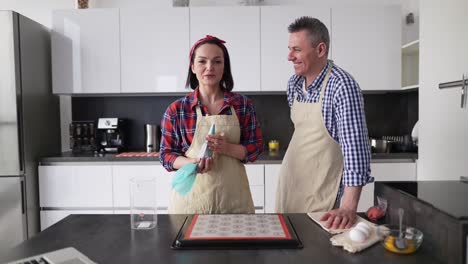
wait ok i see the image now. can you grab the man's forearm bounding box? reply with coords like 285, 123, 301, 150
340, 186, 363, 212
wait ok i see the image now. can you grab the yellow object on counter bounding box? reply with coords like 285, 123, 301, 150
383, 236, 417, 254
268, 140, 279, 151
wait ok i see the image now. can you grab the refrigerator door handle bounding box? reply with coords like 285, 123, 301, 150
20, 179, 25, 214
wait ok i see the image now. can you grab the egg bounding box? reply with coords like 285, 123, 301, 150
354, 222, 371, 236
354, 225, 370, 237
356, 222, 371, 231
349, 229, 368, 243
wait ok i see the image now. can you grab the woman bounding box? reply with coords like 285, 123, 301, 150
160, 35, 264, 214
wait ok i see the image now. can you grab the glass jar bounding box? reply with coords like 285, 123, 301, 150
76, 0, 89, 9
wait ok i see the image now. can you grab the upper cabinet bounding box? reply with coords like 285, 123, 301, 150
190, 7, 261, 92
51, 6, 401, 94
120, 8, 189, 93
260, 6, 331, 92
52, 9, 120, 94
331, 6, 401, 91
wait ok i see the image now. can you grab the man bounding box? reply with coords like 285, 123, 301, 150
275, 16, 373, 230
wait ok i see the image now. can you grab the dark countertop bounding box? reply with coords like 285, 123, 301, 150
0, 214, 439, 264
378, 180, 468, 220
40, 151, 418, 164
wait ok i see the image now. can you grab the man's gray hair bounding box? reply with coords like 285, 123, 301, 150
288, 16, 330, 55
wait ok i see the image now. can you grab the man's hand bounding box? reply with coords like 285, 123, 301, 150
320, 208, 357, 229
320, 186, 363, 229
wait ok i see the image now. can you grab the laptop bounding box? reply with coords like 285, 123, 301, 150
6, 247, 96, 264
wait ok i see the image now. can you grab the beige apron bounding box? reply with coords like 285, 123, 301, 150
276, 61, 344, 213
169, 105, 255, 214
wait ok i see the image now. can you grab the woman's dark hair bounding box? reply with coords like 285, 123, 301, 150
185, 39, 234, 91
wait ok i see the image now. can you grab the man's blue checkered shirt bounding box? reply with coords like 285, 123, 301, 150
287, 60, 373, 204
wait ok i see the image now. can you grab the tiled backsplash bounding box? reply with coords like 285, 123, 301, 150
72, 90, 418, 151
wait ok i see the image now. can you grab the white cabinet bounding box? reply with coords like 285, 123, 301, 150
358, 162, 417, 212
120, 8, 189, 93
418, 0, 468, 181
260, 6, 331, 91
245, 164, 265, 213
39, 165, 113, 208
331, 7, 401, 91
51, 9, 120, 94
112, 164, 172, 213
40, 210, 113, 231
264, 164, 281, 213
190, 7, 261, 92
38, 163, 170, 230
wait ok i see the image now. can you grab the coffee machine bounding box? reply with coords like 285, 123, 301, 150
97, 118, 126, 153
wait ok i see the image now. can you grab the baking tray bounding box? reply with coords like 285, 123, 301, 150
171, 214, 303, 249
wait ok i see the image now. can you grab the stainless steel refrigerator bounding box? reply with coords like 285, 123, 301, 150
0, 11, 60, 254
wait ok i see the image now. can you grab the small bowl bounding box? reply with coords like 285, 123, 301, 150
377, 225, 423, 254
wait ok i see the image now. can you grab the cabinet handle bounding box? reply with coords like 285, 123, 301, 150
462, 74, 467, 108
438, 74, 468, 109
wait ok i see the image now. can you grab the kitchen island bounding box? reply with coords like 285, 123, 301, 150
0, 214, 439, 264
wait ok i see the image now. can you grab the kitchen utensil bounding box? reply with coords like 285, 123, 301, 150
395, 208, 407, 250
172, 163, 198, 196
411, 121, 419, 145
369, 138, 390, 153
198, 123, 215, 159
145, 124, 159, 153
378, 225, 423, 254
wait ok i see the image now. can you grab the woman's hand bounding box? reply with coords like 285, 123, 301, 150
196, 157, 213, 174
206, 133, 228, 155
206, 132, 247, 161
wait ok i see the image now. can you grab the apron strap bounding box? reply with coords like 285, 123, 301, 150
319, 60, 334, 103
229, 106, 237, 118
195, 105, 237, 120
195, 105, 203, 125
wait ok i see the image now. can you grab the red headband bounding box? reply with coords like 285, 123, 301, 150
189, 35, 226, 61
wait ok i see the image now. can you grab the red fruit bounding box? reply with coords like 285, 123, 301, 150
366, 206, 385, 221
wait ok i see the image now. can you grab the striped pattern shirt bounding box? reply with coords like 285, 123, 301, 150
287, 60, 373, 202
160, 88, 264, 171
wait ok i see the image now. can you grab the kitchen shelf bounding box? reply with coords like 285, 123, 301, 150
401, 84, 419, 90
402, 39, 419, 89
402, 39, 419, 55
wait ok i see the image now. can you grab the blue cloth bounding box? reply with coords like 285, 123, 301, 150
172, 163, 198, 196
287, 60, 374, 202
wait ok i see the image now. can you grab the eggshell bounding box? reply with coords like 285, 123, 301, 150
349, 229, 367, 243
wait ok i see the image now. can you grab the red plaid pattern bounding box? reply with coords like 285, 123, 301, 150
160, 88, 264, 171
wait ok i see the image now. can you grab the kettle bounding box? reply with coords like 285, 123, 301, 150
145, 124, 160, 153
